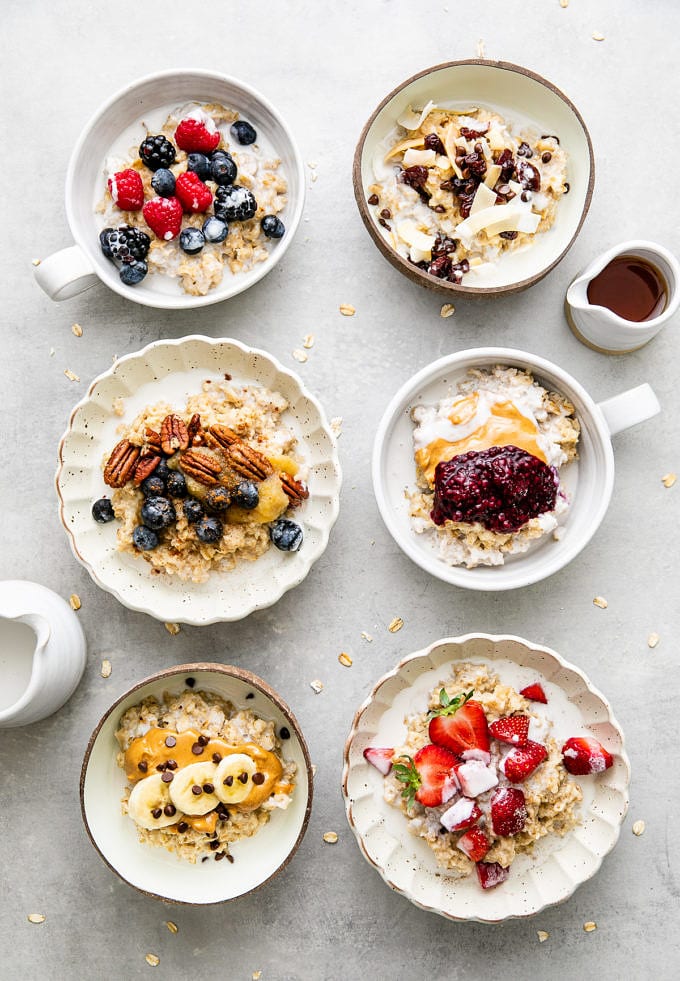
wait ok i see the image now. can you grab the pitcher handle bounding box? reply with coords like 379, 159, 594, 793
597, 383, 661, 436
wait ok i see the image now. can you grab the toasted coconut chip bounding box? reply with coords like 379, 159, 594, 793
397, 100, 437, 131
383, 136, 425, 162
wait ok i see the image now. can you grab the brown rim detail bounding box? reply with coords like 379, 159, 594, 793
352, 59, 596, 297
563, 299, 648, 355
80, 663, 314, 905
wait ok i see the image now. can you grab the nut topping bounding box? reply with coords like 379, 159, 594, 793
180, 449, 222, 486
187, 413, 202, 445
133, 454, 162, 485
144, 427, 162, 454
209, 424, 241, 449
226, 442, 273, 482
278, 473, 309, 507
160, 414, 189, 455
104, 439, 141, 488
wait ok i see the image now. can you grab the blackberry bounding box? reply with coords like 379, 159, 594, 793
261, 215, 285, 239
99, 227, 115, 259
230, 120, 257, 145
106, 226, 151, 262
139, 134, 177, 172
214, 184, 257, 222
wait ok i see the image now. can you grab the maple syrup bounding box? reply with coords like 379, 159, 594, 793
587, 255, 667, 323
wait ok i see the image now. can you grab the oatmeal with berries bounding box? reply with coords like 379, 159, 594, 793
116, 688, 296, 863
407, 366, 580, 567
368, 104, 568, 286
91, 379, 309, 582
95, 103, 287, 295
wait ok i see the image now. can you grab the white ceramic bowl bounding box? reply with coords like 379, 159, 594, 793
56, 335, 342, 624
81, 663, 313, 904
34, 69, 305, 309
372, 347, 660, 590
353, 60, 594, 296
342, 634, 630, 922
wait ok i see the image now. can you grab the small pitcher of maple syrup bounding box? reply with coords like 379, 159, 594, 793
565, 240, 680, 353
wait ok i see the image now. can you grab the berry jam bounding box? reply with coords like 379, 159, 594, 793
431, 445, 559, 533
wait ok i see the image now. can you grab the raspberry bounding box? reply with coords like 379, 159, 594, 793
142, 196, 183, 241
175, 171, 213, 214
107, 169, 144, 211
175, 118, 220, 154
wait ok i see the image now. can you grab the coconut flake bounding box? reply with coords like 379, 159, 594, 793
397, 100, 436, 131
403, 148, 437, 167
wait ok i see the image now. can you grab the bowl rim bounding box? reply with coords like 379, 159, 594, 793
341, 632, 631, 923
352, 58, 595, 296
65, 67, 306, 309
80, 661, 314, 905
55, 334, 342, 623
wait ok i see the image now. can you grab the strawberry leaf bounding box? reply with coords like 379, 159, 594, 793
427, 688, 474, 720
392, 755, 420, 808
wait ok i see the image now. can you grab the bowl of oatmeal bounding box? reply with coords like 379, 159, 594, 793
354, 60, 594, 294
373, 347, 659, 590
56, 336, 342, 624
34, 69, 304, 308
342, 634, 630, 921
81, 663, 312, 904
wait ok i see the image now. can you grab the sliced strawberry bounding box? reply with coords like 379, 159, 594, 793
456, 760, 498, 798
440, 797, 482, 832
108, 168, 144, 211
501, 740, 548, 783
490, 787, 527, 837
175, 116, 220, 154
520, 682, 547, 703
362, 746, 394, 775
142, 196, 183, 240
457, 827, 490, 862
489, 715, 530, 747
175, 171, 213, 213
476, 861, 510, 890
428, 689, 490, 760
392, 745, 460, 808
561, 736, 614, 775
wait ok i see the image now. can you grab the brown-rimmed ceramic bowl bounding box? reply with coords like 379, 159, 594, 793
353, 60, 595, 296
80, 663, 313, 904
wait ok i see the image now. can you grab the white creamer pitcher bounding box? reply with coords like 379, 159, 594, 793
0, 580, 86, 728
565, 240, 680, 353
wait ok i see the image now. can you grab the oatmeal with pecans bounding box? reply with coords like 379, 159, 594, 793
116, 688, 296, 863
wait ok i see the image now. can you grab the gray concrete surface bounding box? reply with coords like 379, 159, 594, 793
2, 1, 679, 978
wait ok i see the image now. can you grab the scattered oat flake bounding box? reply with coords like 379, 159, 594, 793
292, 349, 308, 363
647, 632, 660, 649
252, 973, 262, 981
330, 416, 343, 437
338, 652, 353, 667
477, 38, 486, 58
303, 333, 315, 349
100, 659, 112, 679
165, 920, 178, 934
71, 323, 83, 337
388, 617, 404, 633
583, 921, 597, 933
632, 820, 646, 836
559, 0, 569, 7
113, 397, 125, 417
440, 303, 455, 318
165, 622, 181, 635
49, 347, 55, 357
593, 596, 608, 609
64, 369, 80, 382
311, 764, 317, 776
661, 472, 676, 488
591, 31, 605, 41
361, 631, 373, 643
323, 831, 338, 844
310, 679, 324, 694
339, 304, 356, 316
310, 172, 318, 183
145, 953, 160, 967
537, 930, 550, 943
27, 914, 45, 924
69, 593, 81, 611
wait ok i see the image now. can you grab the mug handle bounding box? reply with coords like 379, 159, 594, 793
597, 383, 661, 436
34, 245, 99, 301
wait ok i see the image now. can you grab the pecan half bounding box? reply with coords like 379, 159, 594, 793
226, 443, 274, 482
187, 413, 202, 445
104, 439, 140, 488
160, 414, 189, 455
279, 473, 309, 508
144, 427, 162, 454
209, 425, 240, 449
180, 450, 222, 486
133, 454, 162, 485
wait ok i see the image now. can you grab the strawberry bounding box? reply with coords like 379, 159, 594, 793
490, 787, 527, 837
392, 745, 460, 808
489, 715, 530, 747
457, 828, 490, 863
362, 747, 394, 776
501, 740, 548, 783
561, 736, 614, 775
142, 196, 183, 241
476, 861, 510, 890
441, 797, 482, 832
520, 682, 547, 704
175, 171, 213, 214
456, 760, 498, 798
428, 689, 490, 762
108, 169, 144, 211
175, 117, 220, 154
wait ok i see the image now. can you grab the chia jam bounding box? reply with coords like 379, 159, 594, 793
431, 445, 559, 533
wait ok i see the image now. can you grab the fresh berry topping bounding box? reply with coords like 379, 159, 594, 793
501, 740, 548, 783
489, 715, 531, 747
440, 797, 482, 832
457, 828, 490, 863
195, 516, 223, 543
104, 226, 151, 262
431, 445, 559, 533
99, 227, 115, 258
133, 525, 159, 551
141, 475, 165, 497
270, 519, 303, 552
175, 171, 213, 213
205, 486, 231, 511
92, 498, 115, 523
428, 689, 490, 759
230, 120, 257, 145
214, 184, 257, 222
231, 480, 259, 510
108, 169, 144, 210
393, 745, 460, 808
119, 259, 148, 286
210, 152, 237, 186
476, 861, 510, 890
175, 117, 220, 154
490, 787, 527, 837
166, 472, 187, 498
202, 216, 228, 243
261, 215, 285, 239
142, 196, 183, 240
179, 227, 205, 255
151, 168, 176, 197
186, 153, 211, 181
561, 737, 614, 775
139, 134, 176, 172
183, 499, 204, 524
141, 496, 176, 531
362, 747, 394, 776
456, 760, 498, 798
520, 683, 548, 704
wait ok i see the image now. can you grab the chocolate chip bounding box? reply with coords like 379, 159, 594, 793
252, 772, 265, 785
177, 821, 188, 833
279, 727, 290, 740
151, 808, 162, 819
137, 761, 148, 773
156, 762, 166, 772
223, 775, 234, 787
245, 693, 255, 700
191, 742, 204, 755
215, 851, 226, 861
521, 191, 532, 203
201, 856, 209, 863
563, 182, 570, 194
161, 771, 174, 783
226, 854, 235, 864
165, 735, 176, 748
166, 759, 177, 770
499, 230, 518, 240
185, 677, 196, 688
220, 812, 230, 821
164, 804, 176, 817
367, 193, 379, 206
212, 753, 222, 764
432, 204, 446, 213
198, 735, 209, 746
237, 772, 249, 784
210, 840, 220, 851
541, 151, 552, 163
192, 785, 202, 796
378, 218, 391, 230
203, 783, 214, 794
380, 208, 391, 220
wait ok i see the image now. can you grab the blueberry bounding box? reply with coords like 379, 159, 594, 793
140, 496, 176, 531
214, 184, 257, 222
195, 516, 223, 543
92, 497, 115, 523
166, 472, 187, 498
261, 215, 285, 239
232, 480, 259, 510
119, 259, 148, 286
179, 227, 205, 255
202, 216, 228, 243
210, 152, 237, 186
133, 525, 159, 551
155, 459, 171, 481
151, 168, 176, 196
186, 152, 211, 181
270, 519, 303, 552
141, 474, 165, 497
205, 486, 231, 511
230, 120, 257, 145
183, 499, 204, 524
99, 228, 114, 259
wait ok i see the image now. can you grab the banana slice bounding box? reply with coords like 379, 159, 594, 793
214, 754, 257, 805
127, 773, 183, 830
168, 762, 219, 815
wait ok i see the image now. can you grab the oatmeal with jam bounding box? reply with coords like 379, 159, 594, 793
116, 689, 296, 863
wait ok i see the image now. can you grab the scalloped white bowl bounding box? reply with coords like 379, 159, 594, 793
56, 336, 342, 624
342, 634, 630, 922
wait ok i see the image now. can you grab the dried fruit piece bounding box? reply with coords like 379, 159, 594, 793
104, 439, 141, 488
338, 652, 352, 667
161, 414, 189, 455
69, 594, 81, 611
